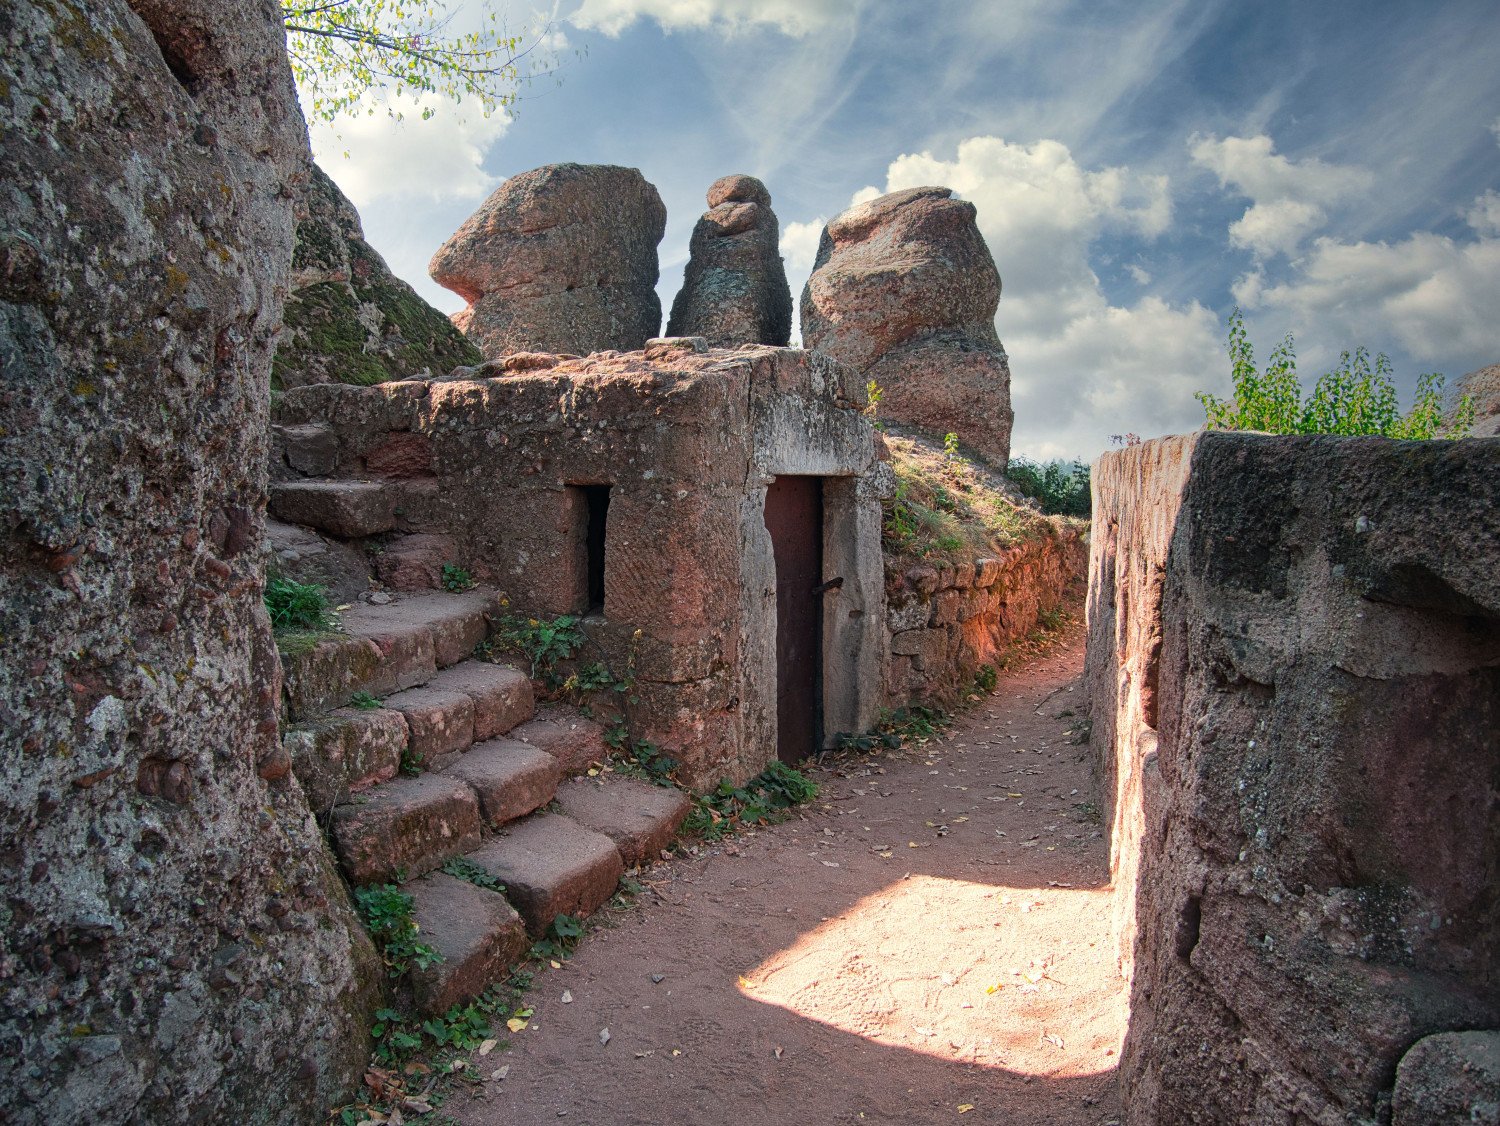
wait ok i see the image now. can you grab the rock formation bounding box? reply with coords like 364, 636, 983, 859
1457, 360, 1500, 437
0, 2, 378, 1120
429, 164, 667, 358
1088, 432, 1500, 1124
275, 163, 482, 389
666, 174, 792, 346
801, 187, 1013, 467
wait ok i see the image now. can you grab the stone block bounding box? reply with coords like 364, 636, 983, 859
331, 774, 482, 884
932, 590, 961, 625
887, 597, 930, 633
441, 738, 560, 828
280, 633, 384, 720
1394, 1031, 1500, 1125
284, 707, 407, 812
273, 423, 337, 476
466, 813, 625, 936
405, 872, 529, 1016
270, 479, 398, 538
429, 662, 535, 741
383, 687, 475, 765
553, 775, 691, 868
510, 711, 609, 776
372, 534, 455, 591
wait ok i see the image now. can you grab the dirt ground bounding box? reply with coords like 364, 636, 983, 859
452, 624, 1125, 1125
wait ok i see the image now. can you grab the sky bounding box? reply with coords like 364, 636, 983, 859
303, 0, 1500, 461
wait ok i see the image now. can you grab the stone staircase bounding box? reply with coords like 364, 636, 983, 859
275, 549, 691, 1016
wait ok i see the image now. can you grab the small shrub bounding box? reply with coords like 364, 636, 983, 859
264, 574, 337, 632
492, 613, 587, 682
349, 690, 381, 710
529, 913, 585, 962
974, 664, 998, 694
1006, 458, 1091, 517
354, 884, 442, 979
1197, 309, 1475, 438
441, 563, 476, 592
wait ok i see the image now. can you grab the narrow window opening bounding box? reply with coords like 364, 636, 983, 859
583, 484, 610, 613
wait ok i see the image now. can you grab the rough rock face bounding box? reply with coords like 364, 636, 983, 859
666, 174, 792, 347
801, 187, 1013, 466
429, 164, 666, 357
274, 163, 481, 389
0, 2, 379, 1121
1457, 361, 1500, 437
1393, 1031, 1500, 1124
1088, 433, 1500, 1124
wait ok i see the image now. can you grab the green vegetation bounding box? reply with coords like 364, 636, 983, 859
264, 573, 338, 632
349, 690, 381, 710
1006, 458, 1091, 517
683, 761, 821, 841
882, 435, 1059, 563
282, 0, 561, 124
441, 563, 476, 592
353, 883, 441, 979
1197, 309, 1475, 438
529, 913, 585, 962
439, 856, 505, 894
488, 612, 588, 683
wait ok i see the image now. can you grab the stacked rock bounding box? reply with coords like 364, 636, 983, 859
800, 186, 1013, 467
666, 174, 792, 347
429, 163, 667, 358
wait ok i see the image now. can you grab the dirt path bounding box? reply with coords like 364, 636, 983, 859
452, 625, 1125, 1125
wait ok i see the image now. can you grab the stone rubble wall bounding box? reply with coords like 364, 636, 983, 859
273, 343, 888, 790
0, 1, 380, 1122
1088, 432, 1500, 1124
885, 529, 1086, 707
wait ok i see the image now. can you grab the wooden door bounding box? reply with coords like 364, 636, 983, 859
764, 476, 823, 764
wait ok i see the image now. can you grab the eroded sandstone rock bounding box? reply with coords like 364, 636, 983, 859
429, 163, 666, 357
666, 173, 792, 347
801, 187, 1013, 466
0, 2, 380, 1120
1089, 432, 1500, 1124
275, 163, 481, 389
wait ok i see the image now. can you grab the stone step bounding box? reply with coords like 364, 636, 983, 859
510, 707, 609, 776
279, 589, 501, 719
341, 588, 498, 671
405, 871, 528, 1016
428, 662, 535, 743
330, 774, 482, 885
552, 775, 692, 868
283, 706, 408, 815
465, 813, 624, 936
383, 686, 475, 768
270, 479, 398, 538
441, 739, 560, 829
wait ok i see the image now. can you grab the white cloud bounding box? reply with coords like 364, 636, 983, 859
857, 135, 1218, 459
1239, 231, 1500, 365
569, 0, 855, 37
305, 90, 511, 208
1190, 133, 1372, 259
1126, 263, 1152, 285
1466, 189, 1500, 237
779, 218, 826, 278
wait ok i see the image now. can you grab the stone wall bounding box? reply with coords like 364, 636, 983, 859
0, 2, 380, 1120
885, 529, 1086, 706
271, 342, 889, 789
1088, 432, 1500, 1123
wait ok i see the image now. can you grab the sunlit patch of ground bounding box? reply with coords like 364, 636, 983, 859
741, 875, 1124, 1079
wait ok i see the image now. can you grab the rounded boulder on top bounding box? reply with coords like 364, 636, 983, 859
429, 163, 667, 359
